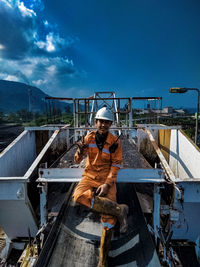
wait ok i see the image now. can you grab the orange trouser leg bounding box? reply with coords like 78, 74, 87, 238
73, 176, 99, 208
73, 176, 117, 229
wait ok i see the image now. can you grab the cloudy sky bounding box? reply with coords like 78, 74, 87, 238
1, 0, 200, 108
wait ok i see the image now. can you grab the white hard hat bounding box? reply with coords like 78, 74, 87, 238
95, 107, 114, 122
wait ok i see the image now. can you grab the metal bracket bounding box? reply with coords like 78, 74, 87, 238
161, 205, 179, 222
37, 183, 48, 227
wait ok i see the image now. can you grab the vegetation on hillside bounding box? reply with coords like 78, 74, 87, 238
0, 109, 73, 126
0, 108, 199, 145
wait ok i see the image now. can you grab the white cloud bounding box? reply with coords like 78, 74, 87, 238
47, 65, 56, 73
32, 79, 46, 86
0, 0, 12, 8
4, 75, 20, 82
35, 32, 68, 53
18, 1, 36, 17
0, 0, 83, 96
44, 20, 49, 26
0, 55, 79, 92
35, 40, 45, 49
46, 33, 56, 52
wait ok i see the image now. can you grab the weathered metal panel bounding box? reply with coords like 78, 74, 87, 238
24, 130, 60, 178
37, 168, 165, 183
0, 128, 71, 240
0, 200, 38, 239
25, 129, 69, 178
172, 182, 200, 241
0, 181, 25, 200
169, 130, 200, 179
0, 130, 36, 177
0, 181, 38, 239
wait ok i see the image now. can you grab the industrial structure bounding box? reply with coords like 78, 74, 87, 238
0, 92, 200, 266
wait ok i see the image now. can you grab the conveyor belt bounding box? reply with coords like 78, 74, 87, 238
35, 183, 161, 267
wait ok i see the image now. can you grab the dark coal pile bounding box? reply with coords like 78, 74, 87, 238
120, 136, 152, 168
53, 144, 86, 168
54, 135, 152, 169
120, 136, 154, 212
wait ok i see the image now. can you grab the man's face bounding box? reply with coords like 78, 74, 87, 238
96, 119, 112, 134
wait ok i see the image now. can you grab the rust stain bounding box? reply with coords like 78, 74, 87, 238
158, 129, 171, 163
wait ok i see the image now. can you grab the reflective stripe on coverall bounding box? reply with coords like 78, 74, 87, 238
73, 131, 122, 229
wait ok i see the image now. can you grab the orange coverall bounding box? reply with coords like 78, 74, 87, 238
73, 131, 122, 229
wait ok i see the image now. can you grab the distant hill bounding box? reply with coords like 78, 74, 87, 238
0, 80, 72, 113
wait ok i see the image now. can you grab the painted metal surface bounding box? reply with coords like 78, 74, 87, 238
153, 185, 161, 244
169, 129, 200, 179
0, 128, 64, 240
0, 130, 39, 240
0, 199, 38, 239
0, 130, 36, 177
24, 130, 59, 178
0, 181, 38, 239
172, 181, 200, 241
137, 126, 200, 255
158, 129, 171, 163
39, 184, 47, 226
25, 126, 62, 131
37, 168, 165, 183
142, 127, 200, 248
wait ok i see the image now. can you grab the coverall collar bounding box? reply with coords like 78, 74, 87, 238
102, 131, 113, 145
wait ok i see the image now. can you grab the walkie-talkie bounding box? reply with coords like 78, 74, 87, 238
109, 134, 121, 153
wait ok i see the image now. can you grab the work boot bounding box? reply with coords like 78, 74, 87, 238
98, 228, 112, 267
92, 196, 129, 233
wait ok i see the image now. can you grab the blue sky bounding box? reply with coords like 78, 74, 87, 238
0, 0, 200, 108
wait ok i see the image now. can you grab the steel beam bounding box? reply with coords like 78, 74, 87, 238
37, 168, 165, 183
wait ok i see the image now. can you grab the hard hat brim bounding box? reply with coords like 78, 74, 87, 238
95, 116, 113, 122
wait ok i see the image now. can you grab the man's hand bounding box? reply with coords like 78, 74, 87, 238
76, 136, 88, 154
96, 184, 110, 197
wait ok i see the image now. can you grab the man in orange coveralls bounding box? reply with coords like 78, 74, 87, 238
73, 107, 128, 267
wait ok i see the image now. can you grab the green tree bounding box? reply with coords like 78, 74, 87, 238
7, 112, 19, 122
17, 109, 32, 122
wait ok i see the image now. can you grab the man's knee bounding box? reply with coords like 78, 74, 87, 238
73, 188, 93, 208
73, 189, 82, 204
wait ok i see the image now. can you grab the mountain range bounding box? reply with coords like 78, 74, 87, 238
0, 80, 196, 114
0, 80, 71, 113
